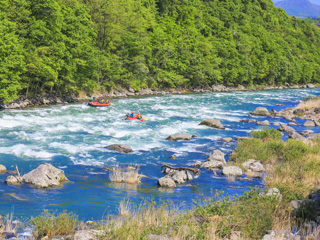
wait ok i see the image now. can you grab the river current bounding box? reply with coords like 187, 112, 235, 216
0, 88, 320, 220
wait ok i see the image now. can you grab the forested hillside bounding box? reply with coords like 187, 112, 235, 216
1, 0, 320, 103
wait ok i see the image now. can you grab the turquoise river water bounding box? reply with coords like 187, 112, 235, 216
0, 88, 320, 221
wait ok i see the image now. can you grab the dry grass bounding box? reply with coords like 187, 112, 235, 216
108, 166, 142, 184
117, 198, 131, 217
297, 96, 320, 109
0, 213, 18, 236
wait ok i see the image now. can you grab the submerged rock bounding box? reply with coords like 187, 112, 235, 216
199, 119, 225, 129
166, 134, 191, 141
222, 166, 242, 176
251, 107, 270, 116
106, 144, 133, 153
23, 163, 69, 188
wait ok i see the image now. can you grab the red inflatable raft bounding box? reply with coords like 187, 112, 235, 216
125, 114, 144, 121
88, 102, 111, 107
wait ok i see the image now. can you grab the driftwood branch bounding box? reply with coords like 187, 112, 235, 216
161, 164, 200, 175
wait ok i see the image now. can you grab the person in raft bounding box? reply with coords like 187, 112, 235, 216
126, 113, 130, 119
106, 99, 109, 104
137, 113, 142, 120
130, 112, 134, 118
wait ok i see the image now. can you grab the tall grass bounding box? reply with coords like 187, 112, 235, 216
109, 167, 142, 184
297, 95, 320, 109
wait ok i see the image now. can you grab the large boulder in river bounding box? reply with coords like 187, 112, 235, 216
257, 120, 270, 126
199, 119, 225, 129
106, 144, 133, 153
303, 121, 315, 127
158, 177, 176, 188
166, 134, 191, 141
0, 164, 7, 173
278, 123, 295, 133
251, 107, 270, 116
193, 150, 226, 170
222, 166, 242, 176
207, 150, 226, 163
23, 163, 69, 188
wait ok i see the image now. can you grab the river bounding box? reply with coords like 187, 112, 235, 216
0, 88, 319, 220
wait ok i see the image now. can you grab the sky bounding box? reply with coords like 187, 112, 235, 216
273, 0, 320, 4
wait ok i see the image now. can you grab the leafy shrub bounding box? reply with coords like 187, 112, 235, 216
250, 127, 282, 140
30, 210, 78, 237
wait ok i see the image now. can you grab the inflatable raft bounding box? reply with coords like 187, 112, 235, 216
125, 114, 145, 121
87, 102, 111, 107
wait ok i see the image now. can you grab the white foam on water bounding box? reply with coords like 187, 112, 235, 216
10, 144, 54, 159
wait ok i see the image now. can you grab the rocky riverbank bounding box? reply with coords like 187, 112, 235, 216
1, 83, 318, 110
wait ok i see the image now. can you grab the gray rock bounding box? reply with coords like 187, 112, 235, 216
257, 120, 270, 126
158, 177, 176, 188
269, 109, 278, 116
278, 123, 295, 133
248, 119, 257, 123
244, 170, 263, 178
23, 163, 69, 188
251, 107, 270, 116
222, 166, 242, 176
265, 188, 282, 199
0, 164, 7, 173
166, 134, 191, 141
207, 150, 225, 163
313, 120, 320, 126
273, 123, 280, 126
74, 230, 104, 240
289, 199, 313, 211
5, 175, 23, 185
262, 230, 300, 240
193, 160, 224, 170
147, 234, 173, 240
288, 122, 297, 126
307, 84, 315, 88
301, 130, 314, 136
199, 119, 225, 129
222, 137, 233, 142
106, 144, 133, 153
293, 108, 305, 115
307, 133, 320, 140
303, 121, 315, 127
242, 159, 265, 172
170, 171, 193, 184
288, 131, 308, 143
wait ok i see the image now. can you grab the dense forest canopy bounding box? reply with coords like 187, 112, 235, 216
1, 0, 320, 102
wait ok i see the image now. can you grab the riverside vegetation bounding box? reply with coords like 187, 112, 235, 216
3, 128, 319, 239
1, 0, 320, 103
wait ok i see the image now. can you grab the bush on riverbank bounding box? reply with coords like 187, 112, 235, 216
231, 129, 320, 202
30, 210, 78, 238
